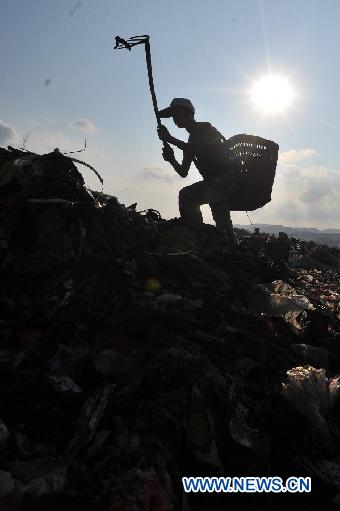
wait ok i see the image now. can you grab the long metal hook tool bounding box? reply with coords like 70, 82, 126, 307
114, 34, 165, 134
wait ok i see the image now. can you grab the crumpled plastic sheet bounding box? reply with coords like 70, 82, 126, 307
282, 365, 334, 451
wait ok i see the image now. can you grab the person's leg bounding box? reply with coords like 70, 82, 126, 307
210, 201, 232, 230
210, 201, 237, 244
178, 183, 204, 225
178, 180, 229, 227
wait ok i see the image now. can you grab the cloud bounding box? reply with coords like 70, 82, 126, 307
71, 118, 96, 133
139, 166, 179, 183
0, 120, 16, 145
277, 148, 340, 206
279, 148, 317, 165
259, 147, 340, 228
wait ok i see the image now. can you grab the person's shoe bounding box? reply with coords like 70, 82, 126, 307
222, 228, 239, 247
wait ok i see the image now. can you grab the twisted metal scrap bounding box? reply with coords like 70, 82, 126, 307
114, 35, 149, 51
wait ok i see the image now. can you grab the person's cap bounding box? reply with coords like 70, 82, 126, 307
159, 98, 195, 118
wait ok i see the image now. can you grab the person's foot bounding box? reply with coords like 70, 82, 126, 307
222, 228, 239, 247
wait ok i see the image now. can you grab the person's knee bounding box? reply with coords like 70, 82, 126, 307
179, 186, 194, 206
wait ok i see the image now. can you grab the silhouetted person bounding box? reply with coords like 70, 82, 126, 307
158, 98, 238, 244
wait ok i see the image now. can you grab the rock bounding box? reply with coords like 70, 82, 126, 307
156, 293, 182, 304
0, 419, 9, 450
292, 344, 329, 373
0, 470, 15, 498
19, 465, 67, 498
48, 374, 83, 393
93, 350, 133, 378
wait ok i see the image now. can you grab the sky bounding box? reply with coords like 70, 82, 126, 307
1, 0, 340, 229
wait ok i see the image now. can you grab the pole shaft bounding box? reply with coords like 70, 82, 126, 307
144, 39, 161, 129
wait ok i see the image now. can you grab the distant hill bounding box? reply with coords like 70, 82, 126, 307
235, 223, 340, 248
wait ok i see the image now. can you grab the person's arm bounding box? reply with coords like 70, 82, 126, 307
168, 135, 189, 151
166, 135, 201, 157
171, 151, 192, 177
162, 144, 192, 178
158, 125, 198, 156
168, 123, 221, 156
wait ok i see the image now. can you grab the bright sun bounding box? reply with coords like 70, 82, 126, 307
249, 74, 296, 115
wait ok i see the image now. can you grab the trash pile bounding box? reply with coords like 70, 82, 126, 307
0, 147, 340, 510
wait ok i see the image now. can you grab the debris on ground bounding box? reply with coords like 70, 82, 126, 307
0, 147, 340, 510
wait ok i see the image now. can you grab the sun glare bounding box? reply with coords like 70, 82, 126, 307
249, 74, 296, 115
